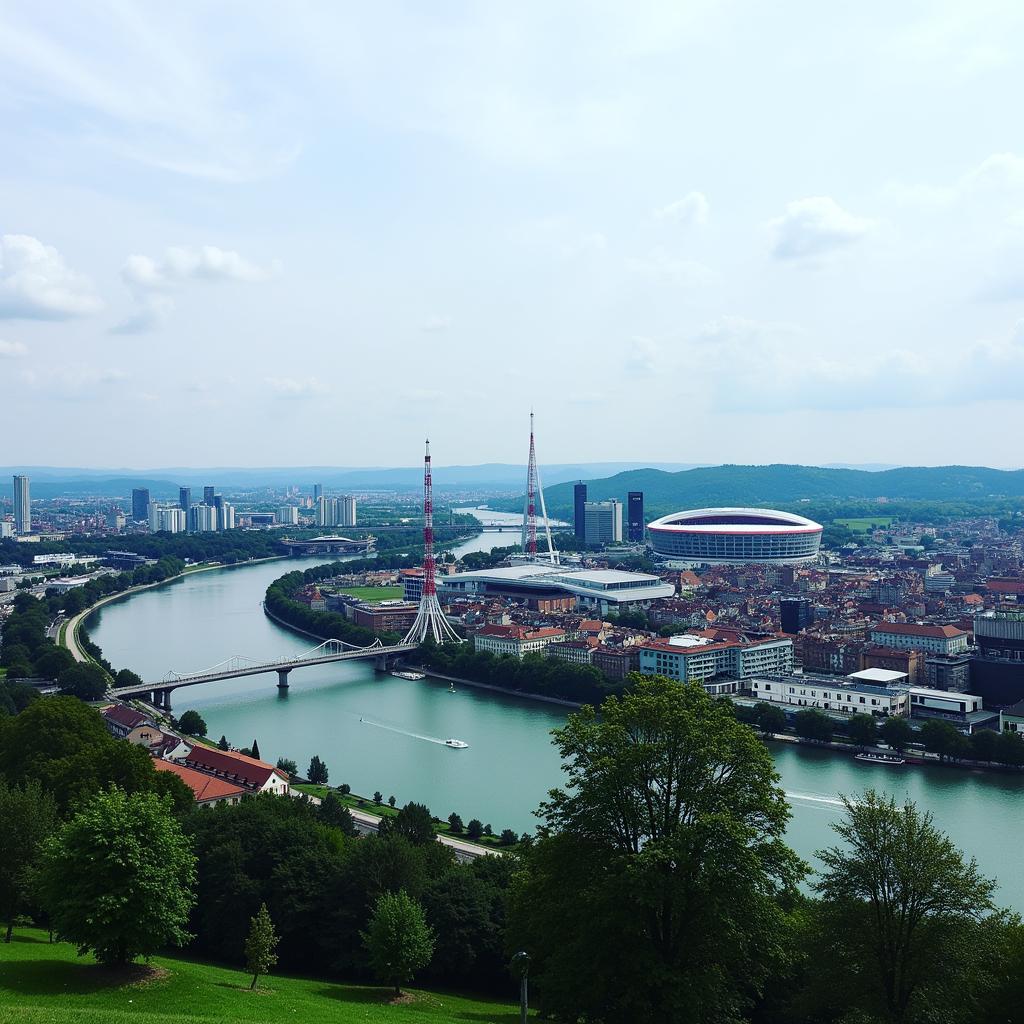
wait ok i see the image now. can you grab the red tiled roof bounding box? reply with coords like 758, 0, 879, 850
180, 745, 286, 789
154, 759, 247, 803
988, 579, 1024, 594
102, 704, 151, 729
871, 623, 968, 639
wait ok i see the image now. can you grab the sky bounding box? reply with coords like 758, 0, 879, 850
2, 1, 1024, 469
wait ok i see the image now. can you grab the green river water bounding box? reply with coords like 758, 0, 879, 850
87, 542, 1024, 909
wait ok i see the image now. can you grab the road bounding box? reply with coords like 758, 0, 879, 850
293, 790, 501, 862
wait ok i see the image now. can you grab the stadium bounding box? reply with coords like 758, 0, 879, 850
647, 507, 823, 565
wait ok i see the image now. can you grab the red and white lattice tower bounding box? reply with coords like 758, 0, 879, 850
520, 412, 559, 564
404, 439, 463, 645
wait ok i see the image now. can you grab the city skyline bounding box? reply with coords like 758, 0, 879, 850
3, 4, 1024, 466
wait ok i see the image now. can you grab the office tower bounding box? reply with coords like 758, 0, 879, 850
340, 495, 357, 527
780, 596, 814, 634
179, 486, 192, 513
574, 482, 587, 539
203, 486, 215, 505
213, 495, 225, 531
131, 487, 150, 522
584, 500, 623, 545
314, 483, 323, 502
12, 475, 30, 535
627, 491, 644, 542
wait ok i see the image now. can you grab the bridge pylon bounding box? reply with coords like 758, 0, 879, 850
277, 668, 291, 690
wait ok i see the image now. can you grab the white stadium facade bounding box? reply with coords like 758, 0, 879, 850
647, 507, 823, 565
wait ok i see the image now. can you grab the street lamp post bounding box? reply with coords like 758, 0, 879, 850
511, 950, 530, 1023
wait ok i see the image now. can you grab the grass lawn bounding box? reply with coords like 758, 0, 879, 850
332, 586, 404, 602
833, 517, 893, 532
0, 930, 527, 1023
291, 785, 516, 851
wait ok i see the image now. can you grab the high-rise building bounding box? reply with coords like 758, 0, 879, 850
316, 495, 357, 528
584, 500, 622, 545
276, 506, 299, 525
12, 475, 30, 535
179, 487, 192, 513
574, 482, 587, 539
780, 596, 814, 634
203, 486, 215, 505
314, 483, 323, 502
190, 504, 218, 532
627, 491, 644, 542
106, 510, 126, 532
340, 495, 357, 527
148, 503, 186, 534
131, 487, 150, 522
971, 609, 1024, 707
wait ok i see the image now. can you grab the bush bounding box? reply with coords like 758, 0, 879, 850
447, 813, 464, 834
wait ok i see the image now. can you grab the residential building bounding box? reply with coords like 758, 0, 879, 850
276, 505, 299, 525
627, 491, 644, 543
101, 704, 163, 747
574, 482, 587, 539
925, 653, 972, 692
592, 644, 642, 680
12, 475, 30, 535
106, 510, 125, 532
189, 503, 218, 532
473, 624, 566, 658
862, 646, 923, 685
868, 622, 969, 656
153, 759, 246, 807
546, 639, 597, 665
780, 596, 813, 634
317, 495, 358, 528
639, 632, 794, 696
584, 500, 623, 545
174, 745, 290, 795
350, 602, 419, 632
148, 503, 186, 534
750, 672, 909, 717
400, 568, 425, 603
131, 487, 150, 522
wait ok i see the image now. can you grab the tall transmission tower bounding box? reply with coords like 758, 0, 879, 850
404, 439, 463, 645
520, 412, 559, 564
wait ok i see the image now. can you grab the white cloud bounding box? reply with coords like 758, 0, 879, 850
116, 246, 275, 333
626, 249, 715, 286
265, 375, 328, 397
768, 197, 872, 262
0, 234, 103, 320
420, 315, 452, 332
655, 191, 709, 227
0, 339, 28, 357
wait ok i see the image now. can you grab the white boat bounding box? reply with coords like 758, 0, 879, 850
444, 738, 469, 749
390, 670, 426, 681
448, 682, 456, 693
854, 751, 905, 765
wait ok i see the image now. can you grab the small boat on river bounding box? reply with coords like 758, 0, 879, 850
444, 738, 469, 749
391, 670, 426, 681
854, 751, 905, 765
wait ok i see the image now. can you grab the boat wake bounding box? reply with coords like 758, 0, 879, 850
360, 717, 452, 747
785, 790, 846, 809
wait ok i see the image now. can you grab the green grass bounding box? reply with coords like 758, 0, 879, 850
833, 517, 893, 532
292, 786, 515, 851
0, 930, 527, 1023
332, 586, 404, 602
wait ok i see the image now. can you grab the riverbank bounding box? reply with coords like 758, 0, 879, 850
409, 665, 585, 709
60, 557, 288, 665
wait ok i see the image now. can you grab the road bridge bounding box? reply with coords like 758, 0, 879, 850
110, 638, 417, 709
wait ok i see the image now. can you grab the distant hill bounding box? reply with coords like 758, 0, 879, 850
508, 464, 1024, 519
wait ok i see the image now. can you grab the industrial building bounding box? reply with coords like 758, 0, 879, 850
647, 507, 823, 565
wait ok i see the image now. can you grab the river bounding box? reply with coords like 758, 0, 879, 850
87, 537, 1024, 909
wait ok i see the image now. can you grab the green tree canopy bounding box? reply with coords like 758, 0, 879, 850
754, 701, 787, 737
880, 715, 914, 752
244, 902, 279, 990
177, 709, 207, 737
846, 713, 878, 748
0, 780, 58, 942
38, 788, 197, 966
307, 755, 328, 785
794, 708, 834, 743
361, 889, 435, 996
813, 790, 998, 1023
510, 674, 805, 1024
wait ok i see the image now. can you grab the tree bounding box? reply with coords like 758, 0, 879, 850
995, 730, 1024, 767
339, 783, 351, 795
37, 788, 196, 966
218, 734, 230, 751
244, 903, 279, 990
970, 728, 999, 763
361, 889, 435, 996
177, 709, 207, 737
251, 739, 261, 761
846, 713, 878, 749
794, 708, 834, 743
113, 669, 144, 690
466, 818, 484, 840
0, 780, 57, 942
307, 755, 328, 785
373, 790, 383, 804
388, 795, 396, 808
57, 662, 108, 701
920, 719, 969, 761
318, 792, 358, 836
880, 715, 914, 753
498, 829, 518, 847
815, 790, 997, 1023
509, 675, 804, 1024
447, 812, 464, 834
754, 702, 787, 737
392, 802, 436, 845
276, 757, 297, 777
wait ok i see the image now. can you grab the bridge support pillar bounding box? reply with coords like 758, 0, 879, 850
277, 669, 291, 690
157, 689, 171, 711
374, 653, 388, 673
